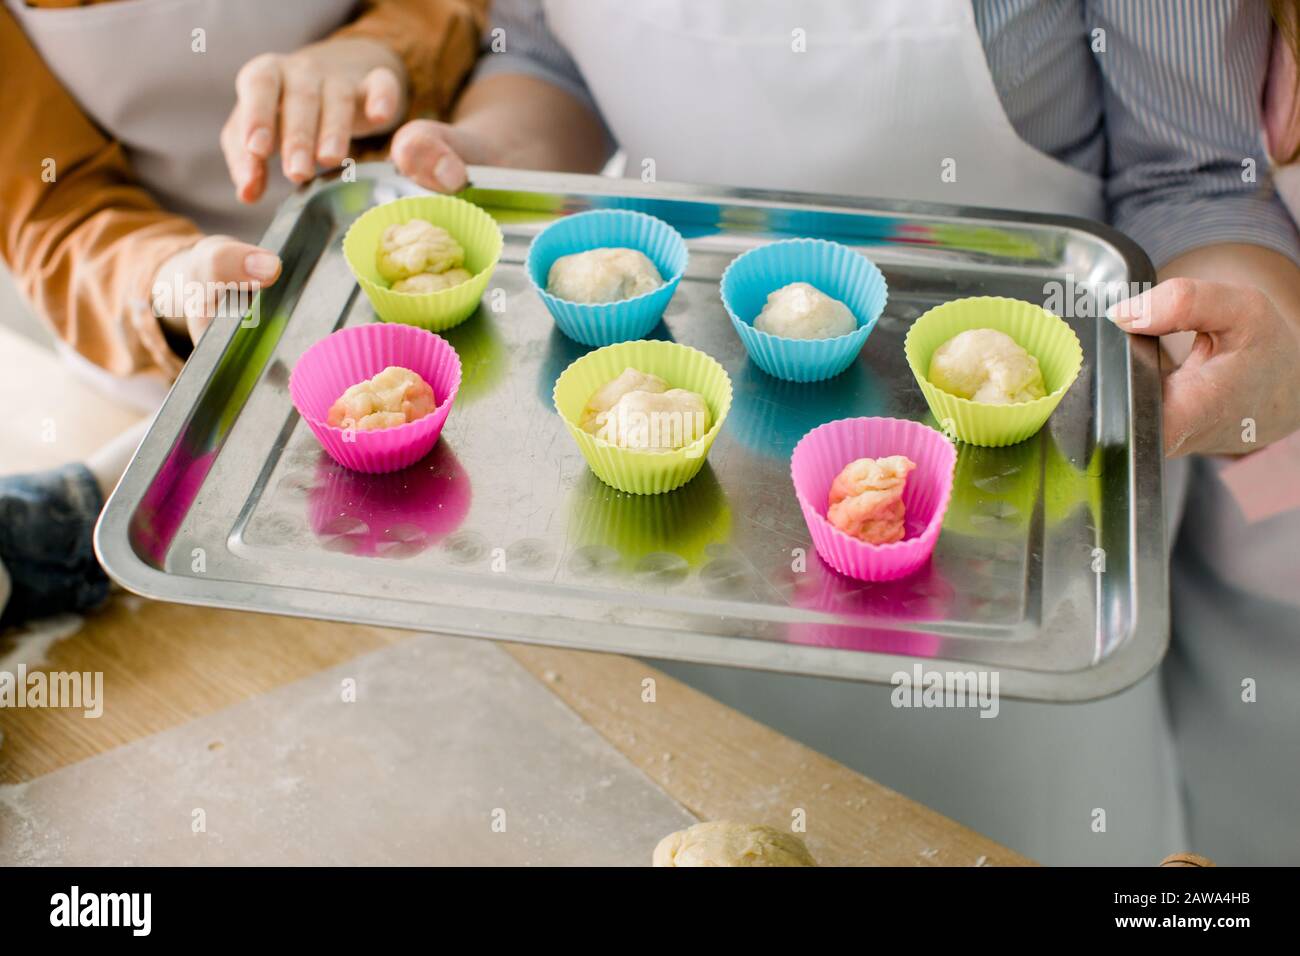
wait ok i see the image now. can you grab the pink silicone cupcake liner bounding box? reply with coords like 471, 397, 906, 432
790, 416, 956, 582
289, 323, 463, 474
307, 440, 472, 557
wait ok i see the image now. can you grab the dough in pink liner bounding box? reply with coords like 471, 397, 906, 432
327, 366, 437, 431
827, 455, 917, 545
790, 417, 956, 582
289, 323, 462, 475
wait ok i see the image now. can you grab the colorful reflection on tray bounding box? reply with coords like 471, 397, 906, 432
729, 359, 889, 459
565, 465, 731, 574
783, 555, 952, 656
306, 440, 471, 558
438, 308, 508, 403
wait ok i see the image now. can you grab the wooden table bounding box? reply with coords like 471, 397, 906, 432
0, 326, 1029, 866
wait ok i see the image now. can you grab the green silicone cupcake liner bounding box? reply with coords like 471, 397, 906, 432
904, 296, 1083, 448
553, 340, 733, 495
342, 195, 504, 332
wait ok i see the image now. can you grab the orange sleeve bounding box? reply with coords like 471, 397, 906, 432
332, 0, 489, 120
0, 7, 202, 381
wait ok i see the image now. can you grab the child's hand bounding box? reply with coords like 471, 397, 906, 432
150, 236, 283, 344
222, 38, 408, 203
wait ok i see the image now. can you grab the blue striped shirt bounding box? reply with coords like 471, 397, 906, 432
475, 0, 1300, 268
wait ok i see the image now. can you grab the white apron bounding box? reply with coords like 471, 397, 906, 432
545, 0, 1105, 219
545, 0, 1181, 864
7, 0, 355, 408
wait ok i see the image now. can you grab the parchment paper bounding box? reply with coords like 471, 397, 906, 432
0, 635, 695, 865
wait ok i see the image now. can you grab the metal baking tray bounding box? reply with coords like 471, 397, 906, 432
96, 164, 1166, 702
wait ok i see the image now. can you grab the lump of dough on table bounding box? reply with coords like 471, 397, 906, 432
827, 455, 916, 545
327, 366, 437, 431
580, 367, 710, 451
391, 268, 473, 294
546, 247, 663, 303
754, 282, 857, 339
376, 219, 465, 283
927, 328, 1046, 404
653, 821, 817, 867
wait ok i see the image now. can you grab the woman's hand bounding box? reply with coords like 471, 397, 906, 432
150, 236, 282, 344
1108, 275, 1300, 457
389, 74, 613, 191
222, 38, 408, 203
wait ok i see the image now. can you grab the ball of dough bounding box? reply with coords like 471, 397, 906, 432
601, 388, 711, 451
580, 367, 669, 434
653, 822, 817, 867
753, 282, 857, 340
927, 328, 1047, 405
580, 367, 710, 451
327, 366, 437, 431
390, 268, 473, 295
827, 455, 916, 545
546, 247, 663, 304
376, 219, 465, 283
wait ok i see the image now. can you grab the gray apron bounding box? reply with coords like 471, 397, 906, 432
1166, 455, 1300, 864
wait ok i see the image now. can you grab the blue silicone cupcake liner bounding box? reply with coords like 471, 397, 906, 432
525, 209, 688, 346
720, 238, 888, 383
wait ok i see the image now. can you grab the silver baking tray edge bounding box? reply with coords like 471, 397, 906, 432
95, 164, 1166, 702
